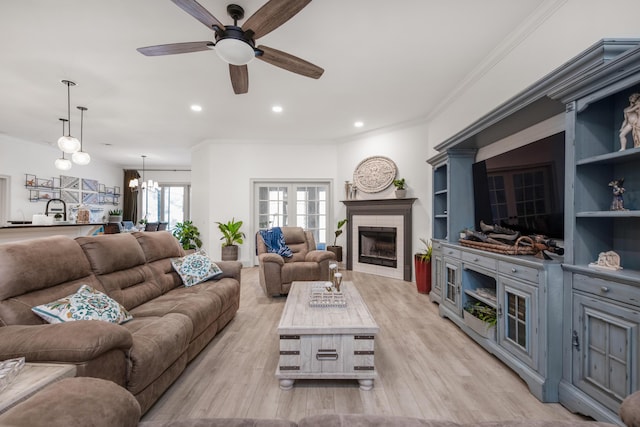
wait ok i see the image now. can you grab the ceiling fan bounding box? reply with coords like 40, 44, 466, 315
137, 0, 324, 94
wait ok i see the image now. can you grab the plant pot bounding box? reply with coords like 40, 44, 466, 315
463, 310, 496, 340
414, 255, 432, 294
326, 245, 342, 262
108, 215, 123, 223
395, 189, 406, 198
221, 245, 238, 261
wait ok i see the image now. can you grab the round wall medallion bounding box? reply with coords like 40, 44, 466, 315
353, 156, 398, 193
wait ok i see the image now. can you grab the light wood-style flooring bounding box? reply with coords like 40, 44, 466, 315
142, 267, 583, 424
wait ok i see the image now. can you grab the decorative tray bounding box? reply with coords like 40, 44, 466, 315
309, 282, 347, 308
0, 357, 25, 393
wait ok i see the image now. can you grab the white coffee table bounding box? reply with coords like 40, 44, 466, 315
276, 281, 379, 390
0, 362, 76, 414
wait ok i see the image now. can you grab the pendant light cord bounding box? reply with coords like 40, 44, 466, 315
66, 82, 71, 137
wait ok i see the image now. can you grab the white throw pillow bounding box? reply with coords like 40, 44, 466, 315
32, 284, 133, 324
171, 250, 222, 287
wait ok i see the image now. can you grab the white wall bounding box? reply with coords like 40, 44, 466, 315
336, 123, 432, 279
191, 141, 338, 265
428, 0, 640, 146
0, 134, 122, 223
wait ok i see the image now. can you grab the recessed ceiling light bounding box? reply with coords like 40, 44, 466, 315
354, 121, 364, 128
190, 104, 202, 112
272, 105, 283, 113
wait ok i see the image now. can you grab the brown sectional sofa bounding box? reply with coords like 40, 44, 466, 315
0, 231, 241, 414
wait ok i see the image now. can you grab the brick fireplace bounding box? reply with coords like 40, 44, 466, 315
342, 198, 416, 281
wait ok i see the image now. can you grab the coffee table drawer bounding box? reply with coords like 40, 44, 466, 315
278, 333, 376, 374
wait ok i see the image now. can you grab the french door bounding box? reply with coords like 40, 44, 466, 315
254, 181, 330, 250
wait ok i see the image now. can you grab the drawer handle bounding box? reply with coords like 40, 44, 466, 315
600, 286, 609, 293
511, 268, 517, 273
473, 257, 479, 262
316, 349, 338, 361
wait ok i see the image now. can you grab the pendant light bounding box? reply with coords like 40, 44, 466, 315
57, 80, 81, 154
72, 106, 91, 165
55, 118, 73, 171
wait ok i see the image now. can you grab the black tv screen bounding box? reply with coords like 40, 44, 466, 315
472, 132, 565, 240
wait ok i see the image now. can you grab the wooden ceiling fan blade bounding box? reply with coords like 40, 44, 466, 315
171, 0, 224, 31
137, 42, 214, 56
257, 45, 323, 79
243, 0, 311, 39
229, 64, 249, 94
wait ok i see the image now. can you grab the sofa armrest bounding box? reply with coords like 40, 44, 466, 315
214, 260, 243, 282
305, 250, 336, 263
0, 321, 133, 363
620, 390, 640, 427
258, 253, 285, 266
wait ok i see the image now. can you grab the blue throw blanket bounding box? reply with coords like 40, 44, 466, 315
259, 227, 293, 258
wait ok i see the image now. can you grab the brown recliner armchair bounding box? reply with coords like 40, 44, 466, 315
256, 227, 336, 296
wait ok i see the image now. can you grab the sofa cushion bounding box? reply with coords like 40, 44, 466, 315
0, 377, 141, 427
0, 236, 105, 326
134, 230, 185, 262
77, 234, 165, 310
281, 227, 309, 262
32, 284, 133, 324
171, 250, 222, 287
122, 313, 193, 395
281, 262, 322, 284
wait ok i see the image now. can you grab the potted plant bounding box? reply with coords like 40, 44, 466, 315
392, 178, 406, 198
108, 209, 123, 223
216, 218, 245, 261
172, 220, 202, 250
414, 237, 432, 294
326, 219, 347, 262
463, 302, 497, 340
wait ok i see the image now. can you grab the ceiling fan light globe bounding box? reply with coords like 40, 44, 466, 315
55, 157, 72, 171
215, 38, 255, 65
57, 135, 81, 154
72, 151, 91, 165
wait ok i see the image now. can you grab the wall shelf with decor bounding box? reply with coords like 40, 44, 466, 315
24, 174, 61, 202
98, 184, 121, 205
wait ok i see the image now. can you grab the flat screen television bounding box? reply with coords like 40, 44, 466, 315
472, 132, 565, 240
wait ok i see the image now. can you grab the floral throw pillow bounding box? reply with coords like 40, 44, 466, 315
171, 250, 222, 287
32, 284, 133, 324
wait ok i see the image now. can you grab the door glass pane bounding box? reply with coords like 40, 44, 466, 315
296, 185, 327, 245
144, 188, 160, 222
163, 186, 185, 229
506, 291, 528, 350
257, 186, 288, 229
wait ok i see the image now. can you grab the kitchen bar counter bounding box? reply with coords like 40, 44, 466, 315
0, 223, 105, 244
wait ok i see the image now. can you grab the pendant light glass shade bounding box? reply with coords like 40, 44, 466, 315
72, 106, 91, 165
72, 150, 91, 165
55, 118, 73, 170
55, 154, 72, 171
58, 80, 80, 154
58, 135, 81, 154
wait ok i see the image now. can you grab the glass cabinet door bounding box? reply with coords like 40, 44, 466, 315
443, 261, 461, 315
498, 276, 537, 368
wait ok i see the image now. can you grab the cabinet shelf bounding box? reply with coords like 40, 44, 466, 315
464, 289, 497, 308
576, 210, 640, 217
576, 146, 640, 166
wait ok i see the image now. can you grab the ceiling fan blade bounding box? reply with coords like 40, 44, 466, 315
243, 0, 311, 39
137, 41, 214, 56
229, 64, 249, 94
171, 0, 224, 31
256, 45, 323, 79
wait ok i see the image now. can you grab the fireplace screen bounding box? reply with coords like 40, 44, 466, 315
358, 226, 397, 268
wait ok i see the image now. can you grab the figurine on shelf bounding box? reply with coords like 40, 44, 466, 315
588, 250, 623, 271
609, 178, 627, 211
618, 93, 640, 151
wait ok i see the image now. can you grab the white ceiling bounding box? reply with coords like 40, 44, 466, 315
0, 0, 544, 168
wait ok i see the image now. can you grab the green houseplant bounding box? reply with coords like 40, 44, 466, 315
463, 301, 497, 340
216, 218, 245, 261
393, 178, 407, 198
108, 209, 123, 223
172, 220, 202, 250
326, 219, 347, 262
414, 238, 432, 294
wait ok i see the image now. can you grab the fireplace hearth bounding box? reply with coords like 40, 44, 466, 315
359, 226, 397, 268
